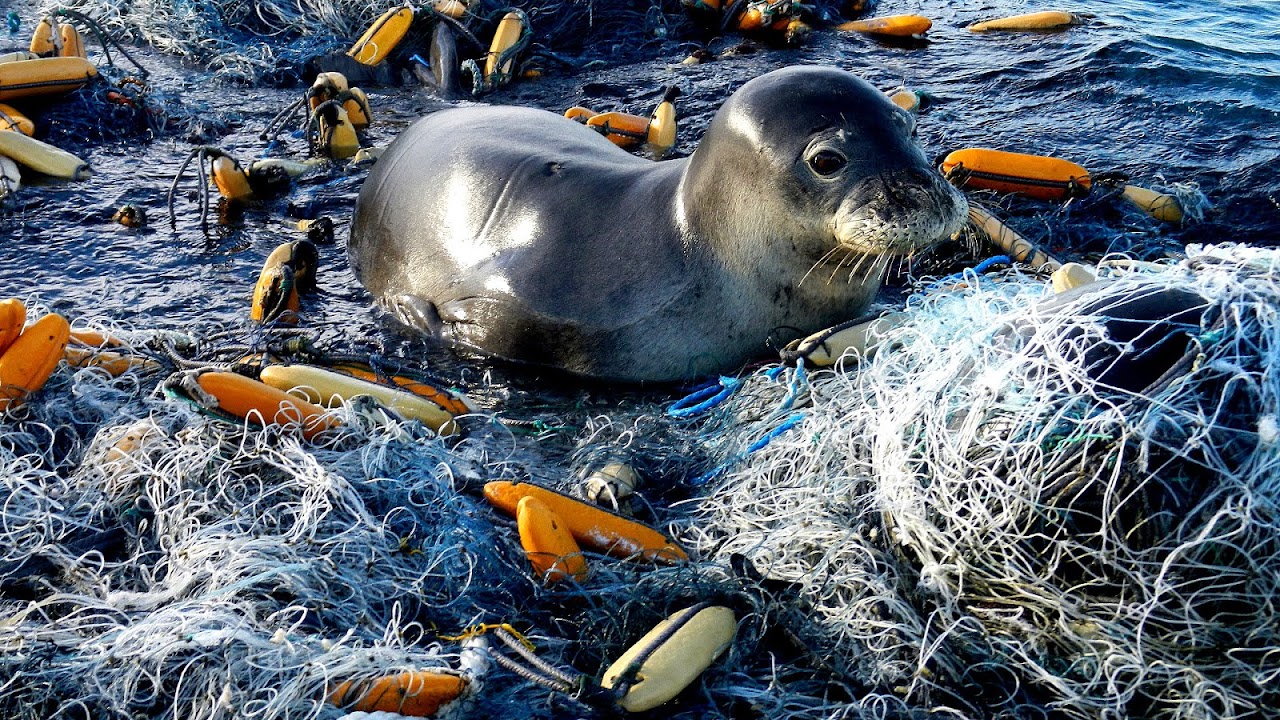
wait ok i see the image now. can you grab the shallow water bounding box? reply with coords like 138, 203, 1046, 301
2, 0, 1277, 387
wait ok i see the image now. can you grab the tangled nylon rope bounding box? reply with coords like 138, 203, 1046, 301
4, 245, 1278, 719
685, 244, 1280, 719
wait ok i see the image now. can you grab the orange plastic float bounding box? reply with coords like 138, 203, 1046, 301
250, 241, 317, 325
485, 481, 687, 563
0, 56, 97, 101
836, 14, 932, 37
63, 346, 158, 377
192, 371, 338, 440
586, 110, 650, 147
941, 147, 1091, 201
322, 361, 475, 416
0, 103, 34, 136
0, 312, 70, 412
330, 671, 468, 717
517, 495, 588, 584
0, 298, 24, 355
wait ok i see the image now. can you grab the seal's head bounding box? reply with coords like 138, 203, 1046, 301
682, 65, 966, 267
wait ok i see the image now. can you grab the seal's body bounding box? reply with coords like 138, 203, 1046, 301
350, 66, 967, 381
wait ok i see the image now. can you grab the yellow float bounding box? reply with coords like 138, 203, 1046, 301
484, 480, 687, 562
601, 604, 738, 712
941, 147, 1091, 201
0, 56, 97, 101
348, 5, 415, 66
970, 10, 1084, 31
258, 364, 462, 435
0, 129, 91, 180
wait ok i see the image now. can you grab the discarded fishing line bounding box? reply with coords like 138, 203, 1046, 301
683, 244, 1280, 719
7, 246, 1278, 719
54, 0, 700, 84
0, 306, 762, 719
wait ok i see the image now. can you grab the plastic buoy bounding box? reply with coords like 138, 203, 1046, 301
0, 102, 34, 136
484, 481, 687, 562
0, 128, 91, 180
347, 6, 414, 66
323, 362, 475, 416
0, 298, 25, 355
836, 14, 931, 37
1121, 184, 1184, 223
192, 371, 339, 440
970, 11, 1084, 32
258, 364, 462, 435
0, 312, 70, 412
1051, 262, 1097, 293
601, 604, 738, 712
516, 495, 588, 583
941, 147, 1091, 201
967, 206, 1062, 270
0, 56, 97, 101
330, 671, 467, 717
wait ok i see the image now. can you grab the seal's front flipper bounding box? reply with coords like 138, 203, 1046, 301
385, 294, 445, 336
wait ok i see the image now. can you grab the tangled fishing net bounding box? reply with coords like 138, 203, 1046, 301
685, 243, 1280, 719
48, 0, 696, 84
3, 244, 1278, 720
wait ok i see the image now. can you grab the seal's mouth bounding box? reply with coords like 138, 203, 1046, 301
832, 171, 968, 256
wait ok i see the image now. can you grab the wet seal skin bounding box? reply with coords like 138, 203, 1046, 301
349, 65, 967, 381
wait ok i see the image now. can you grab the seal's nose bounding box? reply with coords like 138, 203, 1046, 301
869, 168, 943, 217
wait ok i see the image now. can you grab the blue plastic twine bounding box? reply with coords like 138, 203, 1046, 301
932, 254, 1013, 289
691, 412, 807, 486
668, 376, 740, 418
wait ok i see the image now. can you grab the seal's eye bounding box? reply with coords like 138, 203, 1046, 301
808, 150, 847, 176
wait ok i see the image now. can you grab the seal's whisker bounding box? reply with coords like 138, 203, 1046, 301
828, 248, 858, 285
801, 246, 845, 288
853, 252, 891, 285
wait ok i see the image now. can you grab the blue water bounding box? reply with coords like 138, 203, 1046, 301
0, 0, 1277, 378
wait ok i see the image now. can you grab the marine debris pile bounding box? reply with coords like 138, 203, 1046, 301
686, 244, 1280, 719
1, 246, 1277, 719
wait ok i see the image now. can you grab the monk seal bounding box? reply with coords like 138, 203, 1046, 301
349, 65, 967, 381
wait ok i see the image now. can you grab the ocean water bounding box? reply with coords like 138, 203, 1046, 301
1, 1, 1279, 718
1, 0, 1276, 372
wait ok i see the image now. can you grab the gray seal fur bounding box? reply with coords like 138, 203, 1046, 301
349, 65, 967, 381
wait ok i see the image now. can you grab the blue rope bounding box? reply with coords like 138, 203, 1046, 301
668, 376, 740, 418
747, 412, 805, 453
691, 412, 807, 486
971, 254, 1013, 274
774, 363, 808, 412
931, 254, 1013, 289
